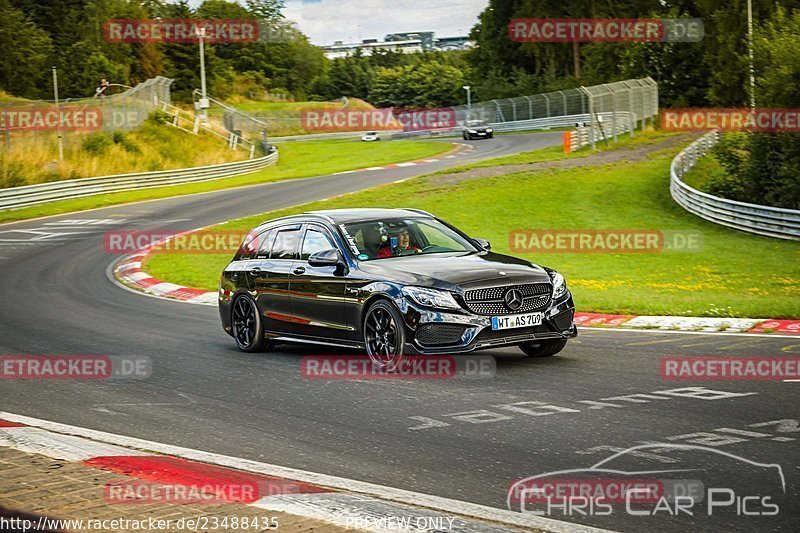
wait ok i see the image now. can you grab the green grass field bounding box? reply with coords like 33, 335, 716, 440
0, 139, 451, 223
145, 132, 800, 318
682, 152, 728, 190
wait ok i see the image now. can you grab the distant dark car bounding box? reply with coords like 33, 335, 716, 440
219, 209, 576, 368
462, 120, 493, 140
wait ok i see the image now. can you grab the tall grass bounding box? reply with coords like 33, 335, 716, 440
0, 115, 246, 189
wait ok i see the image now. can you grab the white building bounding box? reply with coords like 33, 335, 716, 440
323, 39, 424, 59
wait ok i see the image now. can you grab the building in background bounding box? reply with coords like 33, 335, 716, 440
322, 31, 471, 59
433, 36, 473, 51
384, 31, 435, 51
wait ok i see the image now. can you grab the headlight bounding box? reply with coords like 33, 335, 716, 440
468, 129, 477, 133
402, 286, 461, 310
550, 271, 568, 298
486, 128, 493, 133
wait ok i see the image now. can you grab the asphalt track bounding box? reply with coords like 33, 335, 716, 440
0, 132, 797, 532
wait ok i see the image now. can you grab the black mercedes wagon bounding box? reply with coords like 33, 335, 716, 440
219, 209, 576, 367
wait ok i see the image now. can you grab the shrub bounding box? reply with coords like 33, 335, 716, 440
81, 132, 112, 155
112, 130, 140, 154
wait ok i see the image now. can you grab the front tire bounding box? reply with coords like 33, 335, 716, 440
519, 338, 567, 358
364, 300, 406, 370
232, 294, 269, 352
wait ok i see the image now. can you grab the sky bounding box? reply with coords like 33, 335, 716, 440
282, 0, 488, 45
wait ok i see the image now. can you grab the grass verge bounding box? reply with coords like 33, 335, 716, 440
145, 132, 800, 318
0, 139, 451, 224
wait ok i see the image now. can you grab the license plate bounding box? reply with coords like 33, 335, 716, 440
477, 132, 486, 135
491, 312, 543, 330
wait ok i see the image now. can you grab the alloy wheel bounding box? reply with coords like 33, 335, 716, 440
232, 296, 257, 349
365, 306, 402, 368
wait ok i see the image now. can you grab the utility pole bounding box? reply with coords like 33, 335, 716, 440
52, 66, 64, 161
197, 27, 209, 122
747, 0, 756, 109
462, 85, 471, 121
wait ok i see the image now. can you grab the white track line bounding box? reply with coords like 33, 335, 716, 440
0, 412, 610, 533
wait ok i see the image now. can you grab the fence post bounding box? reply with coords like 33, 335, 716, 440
491, 100, 503, 122
579, 86, 595, 149
523, 95, 533, 120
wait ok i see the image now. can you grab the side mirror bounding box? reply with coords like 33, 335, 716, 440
474, 238, 491, 251
308, 248, 342, 267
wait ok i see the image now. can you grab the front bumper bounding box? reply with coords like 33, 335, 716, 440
399, 293, 577, 355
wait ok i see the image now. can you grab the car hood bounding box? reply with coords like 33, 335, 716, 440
357, 251, 551, 291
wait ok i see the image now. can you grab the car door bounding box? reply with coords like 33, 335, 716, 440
250, 224, 301, 333
286, 224, 351, 341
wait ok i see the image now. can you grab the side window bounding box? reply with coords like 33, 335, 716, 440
237, 230, 262, 260
301, 228, 335, 260
270, 228, 301, 260
255, 230, 275, 259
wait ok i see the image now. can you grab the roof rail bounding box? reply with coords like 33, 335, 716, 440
404, 208, 434, 217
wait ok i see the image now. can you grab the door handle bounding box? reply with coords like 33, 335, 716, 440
249, 266, 262, 276
292, 266, 306, 275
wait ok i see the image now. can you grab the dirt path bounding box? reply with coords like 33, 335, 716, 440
438, 132, 699, 185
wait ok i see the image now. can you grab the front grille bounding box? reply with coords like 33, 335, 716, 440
416, 324, 468, 346
474, 324, 549, 343
462, 283, 551, 315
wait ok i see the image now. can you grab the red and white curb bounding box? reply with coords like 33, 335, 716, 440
114, 251, 217, 305
332, 143, 475, 175
573, 312, 800, 335
113, 255, 800, 337
0, 413, 607, 533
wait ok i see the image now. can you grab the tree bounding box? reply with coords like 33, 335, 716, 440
0, 0, 52, 97
245, 0, 285, 21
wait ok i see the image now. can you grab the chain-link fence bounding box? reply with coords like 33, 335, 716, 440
1, 77, 173, 153
453, 77, 658, 147
194, 90, 270, 148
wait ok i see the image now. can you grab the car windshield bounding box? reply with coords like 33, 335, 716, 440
467, 120, 487, 127
341, 218, 477, 260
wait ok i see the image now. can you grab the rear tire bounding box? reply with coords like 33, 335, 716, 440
232, 294, 271, 352
519, 338, 567, 358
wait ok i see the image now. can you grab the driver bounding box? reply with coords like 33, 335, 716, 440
378, 227, 421, 258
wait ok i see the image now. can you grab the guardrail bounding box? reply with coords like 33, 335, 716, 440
268, 130, 397, 143
0, 151, 278, 211
268, 112, 637, 142
670, 130, 800, 241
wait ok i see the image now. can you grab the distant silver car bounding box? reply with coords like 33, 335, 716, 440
361, 132, 381, 142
